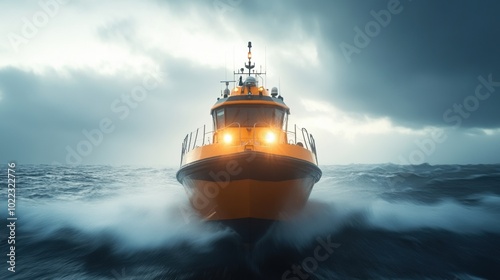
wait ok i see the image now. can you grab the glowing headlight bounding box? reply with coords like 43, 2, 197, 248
223, 133, 232, 144
264, 131, 276, 143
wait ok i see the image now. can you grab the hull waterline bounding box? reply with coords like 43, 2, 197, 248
177, 152, 321, 241
176, 41, 322, 242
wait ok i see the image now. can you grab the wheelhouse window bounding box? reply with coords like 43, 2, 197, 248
215, 109, 225, 129
213, 106, 287, 129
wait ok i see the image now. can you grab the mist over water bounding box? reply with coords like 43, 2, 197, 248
1, 164, 499, 279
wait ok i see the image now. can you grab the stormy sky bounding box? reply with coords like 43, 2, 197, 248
1, 0, 499, 166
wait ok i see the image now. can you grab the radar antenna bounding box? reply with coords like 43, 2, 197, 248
220, 80, 235, 98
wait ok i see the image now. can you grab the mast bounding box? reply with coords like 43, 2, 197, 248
245, 41, 256, 76
234, 41, 266, 86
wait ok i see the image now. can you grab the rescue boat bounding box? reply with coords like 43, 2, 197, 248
176, 42, 321, 241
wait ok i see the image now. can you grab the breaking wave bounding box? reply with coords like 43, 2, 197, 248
1, 164, 499, 279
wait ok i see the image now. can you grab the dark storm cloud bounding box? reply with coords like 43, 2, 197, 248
1, 0, 498, 165
210, 0, 500, 129
328, 0, 499, 129
0, 54, 221, 164
0, 67, 148, 163
325, 0, 500, 129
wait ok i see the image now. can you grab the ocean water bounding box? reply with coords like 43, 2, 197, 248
1, 164, 499, 280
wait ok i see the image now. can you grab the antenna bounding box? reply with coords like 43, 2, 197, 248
220, 80, 235, 98
233, 41, 267, 86
265, 46, 267, 87
244, 41, 255, 76
279, 77, 281, 95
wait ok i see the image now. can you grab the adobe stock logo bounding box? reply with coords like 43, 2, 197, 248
339, 0, 411, 63
7, 0, 70, 52
282, 235, 340, 280
53, 68, 166, 165
389, 73, 499, 187
443, 74, 500, 128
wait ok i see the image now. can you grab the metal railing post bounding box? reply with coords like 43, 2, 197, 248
188, 132, 192, 153
202, 125, 206, 146
193, 128, 199, 150
294, 124, 297, 144
301, 128, 309, 150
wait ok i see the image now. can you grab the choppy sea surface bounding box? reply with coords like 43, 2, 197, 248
1, 164, 499, 280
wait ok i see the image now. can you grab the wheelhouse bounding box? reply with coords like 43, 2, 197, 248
212, 105, 289, 131
178, 41, 319, 166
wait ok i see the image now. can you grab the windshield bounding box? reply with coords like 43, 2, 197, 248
214, 106, 286, 129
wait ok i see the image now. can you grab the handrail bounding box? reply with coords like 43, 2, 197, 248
225, 122, 241, 145
202, 125, 206, 146
294, 124, 297, 145
301, 127, 310, 150
180, 123, 319, 165
188, 132, 192, 153
180, 134, 189, 166
192, 127, 199, 150
309, 134, 318, 164
252, 122, 271, 145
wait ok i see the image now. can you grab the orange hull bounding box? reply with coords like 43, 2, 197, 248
177, 151, 321, 214
177, 151, 321, 241
182, 177, 316, 220
176, 41, 321, 241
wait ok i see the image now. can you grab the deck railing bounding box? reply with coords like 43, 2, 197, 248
180, 124, 318, 165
